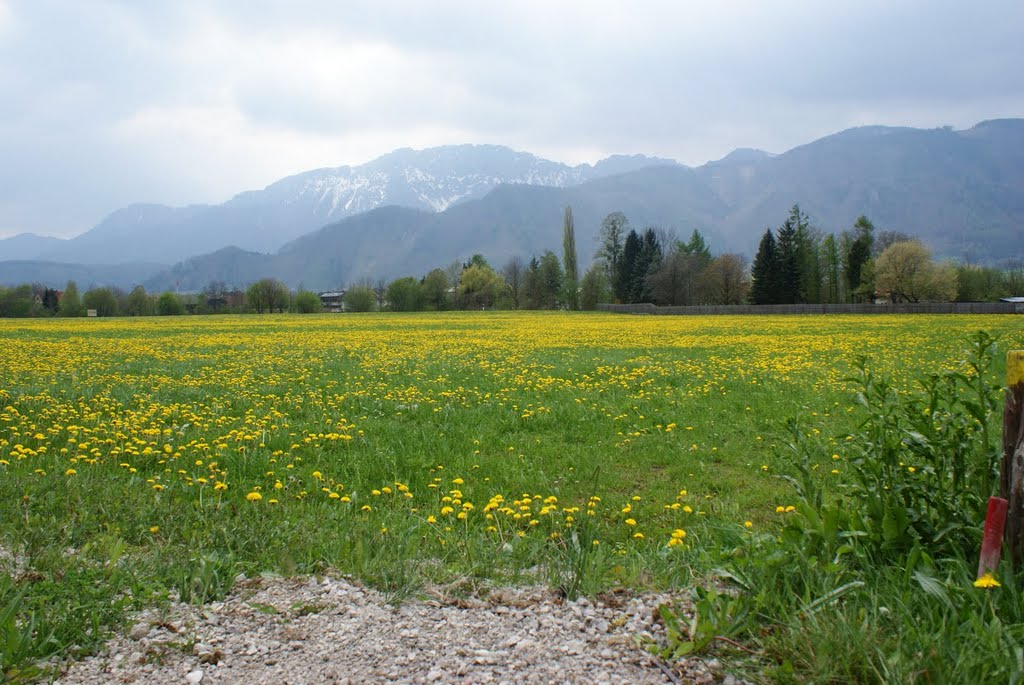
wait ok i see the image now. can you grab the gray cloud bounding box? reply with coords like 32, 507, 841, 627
1, 0, 1021, 238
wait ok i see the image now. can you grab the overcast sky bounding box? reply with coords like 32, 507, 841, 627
1, 0, 1022, 238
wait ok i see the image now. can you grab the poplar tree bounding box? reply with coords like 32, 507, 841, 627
562, 206, 579, 310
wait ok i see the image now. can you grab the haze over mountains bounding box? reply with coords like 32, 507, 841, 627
2, 119, 1022, 291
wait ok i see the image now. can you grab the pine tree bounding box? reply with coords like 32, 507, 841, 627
845, 216, 875, 302
775, 214, 802, 303
750, 229, 780, 304
631, 228, 663, 303
616, 230, 642, 303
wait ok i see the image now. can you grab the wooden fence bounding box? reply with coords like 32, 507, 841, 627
597, 302, 1024, 316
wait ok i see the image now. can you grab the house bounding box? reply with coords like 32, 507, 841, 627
319, 291, 345, 313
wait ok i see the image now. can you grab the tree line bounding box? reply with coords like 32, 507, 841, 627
748, 205, 1022, 304
2, 204, 1022, 317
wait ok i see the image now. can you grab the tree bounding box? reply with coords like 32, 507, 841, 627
579, 264, 608, 310
343, 286, 377, 312
874, 230, 915, 256
59, 280, 84, 317
386, 277, 423, 312
844, 216, 875, 301
523, 252, 563, 309
955, 265, 1007, 302
421, 269, 450, 311
615, 229, 642, 303
874, 241, 958, 303
774, 205, 808, 304
156, 291, 185, 315
821, 233, 842, 304
0, 285, 35, 317
125, 286, 152, 316
749, 230, 780, 305
501, 256, 525, 310
595, 212, 628, 285
647, 249, 702, 306
41, 288, 60, 314
680, 229, 712, 266
560, 206, 579, 310
701, 254, 749, 305
456, 264, 504, 309
630, 228, 663, 303
83, 287, 119, 317
247, 278, 290, 313
294, 290, 321, 313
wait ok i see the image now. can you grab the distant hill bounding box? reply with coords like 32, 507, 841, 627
2, 145, 674, 266
0, 260, 166, 290
0, 233, 67, 261
4, 119, 1023, 290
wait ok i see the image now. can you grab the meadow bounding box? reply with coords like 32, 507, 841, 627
2, 312, 1023, 681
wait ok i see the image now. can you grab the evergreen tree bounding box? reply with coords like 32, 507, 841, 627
616, 230, 642, 302
750, 229, 780, 304
775, 213, 802, 303
631, 228, 663, 303
561, 206, 579, 310
681, 229, 712, 266
845, 216, 875, 302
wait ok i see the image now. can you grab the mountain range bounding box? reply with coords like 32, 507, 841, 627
1, 119, 1022, 291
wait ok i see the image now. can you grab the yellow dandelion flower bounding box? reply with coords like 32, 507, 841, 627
246, 491, 262, 502
974, 573, 1001, 589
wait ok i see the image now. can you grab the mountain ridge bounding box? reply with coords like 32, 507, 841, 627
2, 119, 1022, 290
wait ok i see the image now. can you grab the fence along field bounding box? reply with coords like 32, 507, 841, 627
1, 312, 1023, 680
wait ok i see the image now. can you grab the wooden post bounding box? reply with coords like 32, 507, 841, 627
1002, 351, 1024, 569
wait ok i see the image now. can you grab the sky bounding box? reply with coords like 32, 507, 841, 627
1, 1, 1022, 239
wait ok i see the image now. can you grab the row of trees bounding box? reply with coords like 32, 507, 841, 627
3, 204, 1021, 317
0, 282, 191, 318
748, 206, 1021, 304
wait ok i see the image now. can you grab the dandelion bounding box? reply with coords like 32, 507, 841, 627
149, 526, 159, 534
65, 468, 77, 476
625, 518, 637, 526
974, 573, 1001, 589
744, 521, 753, 528
246, 491, 262, 502
361, 505, 372, 512
633, 532, 644, 539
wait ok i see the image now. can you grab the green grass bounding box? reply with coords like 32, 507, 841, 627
1, 312, 1023, 681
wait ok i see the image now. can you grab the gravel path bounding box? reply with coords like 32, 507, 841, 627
54, 575, 740, 684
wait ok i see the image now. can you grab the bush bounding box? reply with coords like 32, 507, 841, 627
657, 332, 1023, 683
156, 292, 184, 316
294, 290, 321, 313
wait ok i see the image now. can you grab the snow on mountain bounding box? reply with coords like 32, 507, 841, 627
14, 144, 677, 265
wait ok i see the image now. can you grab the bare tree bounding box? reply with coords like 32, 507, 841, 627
502, 255, 525, 309
701, 254, 749, 305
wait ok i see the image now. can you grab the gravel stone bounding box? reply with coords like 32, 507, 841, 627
54, 575, 748, 684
